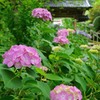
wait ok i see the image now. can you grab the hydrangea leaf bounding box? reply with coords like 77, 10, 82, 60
0, 68, 22, 89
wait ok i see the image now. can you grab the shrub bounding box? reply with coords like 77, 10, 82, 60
93, 16, 100, 31
89, 0, 100, 21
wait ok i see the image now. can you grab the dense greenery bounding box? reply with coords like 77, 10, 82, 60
89, 0, 100, 21
0, 0, 100, 100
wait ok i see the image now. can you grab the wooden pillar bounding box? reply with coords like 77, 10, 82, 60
73, 19, 77, 31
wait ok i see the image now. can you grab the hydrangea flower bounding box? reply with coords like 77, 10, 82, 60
89, 49, 99, 54
53, 29, 69, 45
40, 66, 49, 72
54, 36, 69, 44
75, 58, 83, 64
92, 45, 100, 50
80, 45, 89, 49
57, 29, 69, 37
76, 30, 92, 39
32, 8, 52, 21
52, 46, 62, 52
67, 28, 75, 34
50, 84, 82, 100
2, 45, 41, 68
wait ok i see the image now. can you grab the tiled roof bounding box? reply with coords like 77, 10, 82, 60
47, 0, 91, 8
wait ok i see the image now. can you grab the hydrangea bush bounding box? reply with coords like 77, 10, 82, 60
0, 0, 100, 100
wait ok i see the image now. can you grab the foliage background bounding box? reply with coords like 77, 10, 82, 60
0, 0, 100, 100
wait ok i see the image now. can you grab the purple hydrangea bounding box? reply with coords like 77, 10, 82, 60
86, 34, 92, 38
32, 8, 52, 21
50, 84, 82, 100
2, 45, 41, 68
77, 30, 92, 39
57, 29, 69, 37
54, 36, 69, 44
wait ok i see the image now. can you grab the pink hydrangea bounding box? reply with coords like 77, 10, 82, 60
32, 8, 52, 21
50, 84, 82, 100
57, 29, 69, 37
2, 45, 41, 68
53, 36, 69, 44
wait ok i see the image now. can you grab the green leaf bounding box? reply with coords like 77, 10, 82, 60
37, 81, 50, 99
35, 67, 46, 76
62, 76, 74, 83
23, 77, 37, 85
26, 67, 36, 77
36, 49, 51, 67
75, 74, 86, 92
0, 68, 22, 89
42, 39, 53, 47
58, 60, 72, 72
85, 76, 96, 89
0, 96, 13, 100
23, 78, 41, 93
56, 52, 69, 59
65, 47, 74, 55
90, 53, 98, 61
46, 74, 63, 81
0, 64, 8, 69
83, 64, 95, 79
